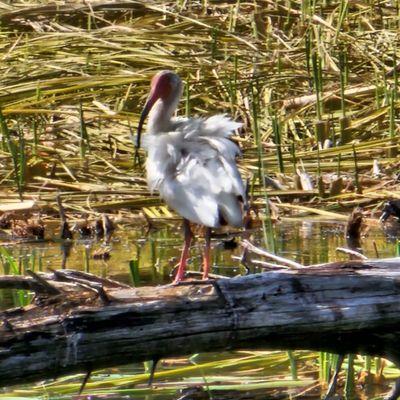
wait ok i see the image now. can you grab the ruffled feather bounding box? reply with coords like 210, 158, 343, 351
144, 114, 246, 228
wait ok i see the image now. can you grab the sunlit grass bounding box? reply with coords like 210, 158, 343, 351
0, 350, 398, 399
0, 1, 399, 399
0, 1, 396, 218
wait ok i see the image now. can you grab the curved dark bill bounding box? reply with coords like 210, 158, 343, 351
136, 91, 158, 149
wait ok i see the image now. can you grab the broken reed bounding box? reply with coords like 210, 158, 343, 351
388, 86, 397, 158
79, 102, 90, 159
311, 51, 323, 124
251, 80, 274, 251
339, 48, 349, 143
0, 111, 23, 199
271, 114, 284, 174
345, 354, 356, 398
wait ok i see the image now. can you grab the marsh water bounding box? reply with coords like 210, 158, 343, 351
1, 219, 400, 399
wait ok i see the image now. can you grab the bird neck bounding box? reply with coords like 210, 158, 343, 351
147, 90, 181, 133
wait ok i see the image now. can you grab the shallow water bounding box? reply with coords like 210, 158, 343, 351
2, 218, 397, 282
1, 218, 399, 399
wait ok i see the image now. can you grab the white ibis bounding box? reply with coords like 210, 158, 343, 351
137, 70, 247, 283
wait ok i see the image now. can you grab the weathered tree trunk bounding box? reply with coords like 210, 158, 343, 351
2, 259, 400, 387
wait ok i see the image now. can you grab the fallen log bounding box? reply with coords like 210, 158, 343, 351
2, 259, 400, 388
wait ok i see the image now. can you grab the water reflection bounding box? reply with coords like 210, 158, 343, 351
0, 219, 398, 287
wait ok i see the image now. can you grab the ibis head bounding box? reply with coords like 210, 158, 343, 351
136, 70, 183, 148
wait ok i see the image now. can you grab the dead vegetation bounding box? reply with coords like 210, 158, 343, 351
0, 1, 398, 227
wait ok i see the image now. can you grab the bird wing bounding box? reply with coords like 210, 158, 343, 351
145, 115, 246, 228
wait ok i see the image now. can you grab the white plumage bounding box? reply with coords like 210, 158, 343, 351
137, 70, 246, 282
143, 115, 246, 228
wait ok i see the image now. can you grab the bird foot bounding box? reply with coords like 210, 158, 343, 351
171, 278, 216, 287
172, 273, 186, 285
171, 274, 220, 286
170, 278, 229, 307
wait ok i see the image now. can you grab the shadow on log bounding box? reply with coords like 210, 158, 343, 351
2, 259, 400, 390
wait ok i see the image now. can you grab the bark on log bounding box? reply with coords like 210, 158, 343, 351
2, 259, 400, 387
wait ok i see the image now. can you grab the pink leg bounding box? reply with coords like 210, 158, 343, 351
173, 219, 192, 283
202, 228, 212, 280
